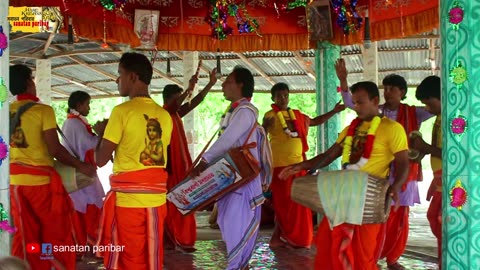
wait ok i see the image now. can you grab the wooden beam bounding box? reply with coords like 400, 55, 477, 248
236, 53, 276, 86
51, 72, 114, 95
293, 51, 315, 80
68, 56, 118, 80
51, 87, 71, 97
348, 67, 440, 74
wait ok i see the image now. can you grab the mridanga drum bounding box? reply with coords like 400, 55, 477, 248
291, 170, 391, 224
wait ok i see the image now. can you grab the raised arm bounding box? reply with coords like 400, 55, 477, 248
335, 59, 354, 109
309, 101, 345, 126
179, 68, 217, 117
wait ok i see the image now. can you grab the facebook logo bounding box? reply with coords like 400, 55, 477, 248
41, 243, 52, 255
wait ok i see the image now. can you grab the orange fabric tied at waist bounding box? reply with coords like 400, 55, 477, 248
109, 168, 168, 194
97, 168, 168, 261
10, 163, 73, 214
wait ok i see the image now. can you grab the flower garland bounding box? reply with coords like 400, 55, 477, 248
219, 98, 250, 136
341, 116, 381, 170
271, 104, 300, 137
68, 109, 94, 135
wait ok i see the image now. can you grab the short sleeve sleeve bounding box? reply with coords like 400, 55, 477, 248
103, 106, 123, 144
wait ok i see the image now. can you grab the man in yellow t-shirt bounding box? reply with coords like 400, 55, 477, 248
410, 75, 442, 269
95, 53, 173, 270
9, 64, 95, 270
262, 82, 345, 248
280, 81, 409, 270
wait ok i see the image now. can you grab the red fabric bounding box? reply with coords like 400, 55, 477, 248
10, 184, 76, 270
396, 104, 423, 189
72, 205, 102, 248
67, 113, 94, 135
164, 113, 196, 249
270, 167, 312, 248
427, 170, 442, 269
16, 93, 39, 102
96, 169, 168, 269
379, 206, 410, 264
315, 217, 381, 270
10, 163, 73, 214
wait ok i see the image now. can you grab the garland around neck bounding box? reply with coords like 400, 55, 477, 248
341, 116, 382, 170
219, 98, 251, 136
270, 105, 299, 137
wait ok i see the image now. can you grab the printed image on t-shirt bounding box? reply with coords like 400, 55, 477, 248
140, 114, 165, 166
9, 111, 29, 148
349, 129, 367, 164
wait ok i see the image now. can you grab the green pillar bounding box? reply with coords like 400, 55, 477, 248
315, 41, 341, 171
441, 0, 480, 269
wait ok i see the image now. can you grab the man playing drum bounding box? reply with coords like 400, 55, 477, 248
280, 81, 410, 270
262, 82, 344, 249
336, 59, 433, 270
95, 52, 173, 269
190, 66, 271, 270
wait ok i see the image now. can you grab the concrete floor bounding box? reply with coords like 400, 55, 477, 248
76, 206, 438, 270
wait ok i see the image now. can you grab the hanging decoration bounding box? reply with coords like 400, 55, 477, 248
0, 136, 7, 166
100, 0, 127, 11
449, 61, 467, 89
449, 1, 464, 30
0, 77, 7, 109
331, 0, 363, 34
206, 1, 260, 40
450, 110, 467, 142
0, 25, 8, 57
450, 179, 467, 210
260, 0, 307, 12
0, 203, 16, 234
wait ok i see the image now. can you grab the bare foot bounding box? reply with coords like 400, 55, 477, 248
387, 262, 406, 270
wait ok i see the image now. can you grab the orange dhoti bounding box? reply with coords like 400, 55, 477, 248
379, 206, 409, 264
270, 167, 312, 248
10, 164, 76, 270
427, 170, 442, 269
72, 204, 102, 247
315, 217, 382, 270
96, 169, 168, 270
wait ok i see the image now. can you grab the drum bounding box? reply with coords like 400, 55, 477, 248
167, 144, 260, 215
291, 170, 391, 224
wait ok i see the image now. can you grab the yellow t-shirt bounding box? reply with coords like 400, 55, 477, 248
9, 101, 57, 185
264, 109, 307, 167
103, 97, 173, 207
431, 116, 442, 172
337, 117, 408, 178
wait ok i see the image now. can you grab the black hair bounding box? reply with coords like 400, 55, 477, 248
271, 82, 289, 100
67, 91, 91, 113
9, 64, 32, 96
382, 74, 408, 100
350, 81, 380, 100
231, 66, 254, 98
162, 84, 183, 102
119, 52, 153, 85
416, 75, 440, 100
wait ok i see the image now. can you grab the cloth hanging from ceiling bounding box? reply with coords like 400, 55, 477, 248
9, 0, 438, 51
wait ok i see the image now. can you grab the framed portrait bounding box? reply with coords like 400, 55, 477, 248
308, 0, 333, 41
134, 9, 160, 49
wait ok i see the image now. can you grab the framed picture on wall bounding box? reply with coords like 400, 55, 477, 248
308, 0, 333, 41
134, 9, 160, 49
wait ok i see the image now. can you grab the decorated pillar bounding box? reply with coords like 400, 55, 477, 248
315, 41, 341, 170
35, 59, 52, 104
182, 51, 200, 158
441, 0, 480, 268
0, 0, 12, 256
